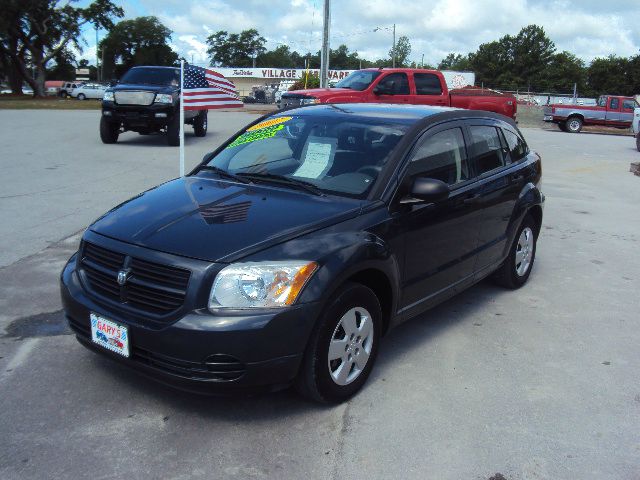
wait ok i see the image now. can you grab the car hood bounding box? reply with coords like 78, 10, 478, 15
89, 176, 362, 263
284, 88, 354, 99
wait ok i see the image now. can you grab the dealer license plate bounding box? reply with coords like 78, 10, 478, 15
90, 313, 130, 357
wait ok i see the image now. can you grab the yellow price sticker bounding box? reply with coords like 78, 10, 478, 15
247, 116, 292, 132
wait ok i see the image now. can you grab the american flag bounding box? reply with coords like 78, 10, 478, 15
182, 64, 243, 110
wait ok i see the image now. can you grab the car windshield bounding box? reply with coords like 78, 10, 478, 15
201, 113, 409, 198
120, 67, 179, 86
335, 71, 382, 91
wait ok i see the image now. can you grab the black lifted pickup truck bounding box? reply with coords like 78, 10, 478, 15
100, 66, 207, 146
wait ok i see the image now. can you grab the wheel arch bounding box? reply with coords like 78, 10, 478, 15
345, 268, 394, 335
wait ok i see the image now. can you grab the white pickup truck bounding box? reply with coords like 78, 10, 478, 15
634, 107, 640, 151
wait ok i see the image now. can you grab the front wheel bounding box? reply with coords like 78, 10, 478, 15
636, 133, 640, 152
193, 110, 207, 137
296, 283, 381, 403
77, 93, 86, 100
566, 116, 583, 133
493, 215, 537, 289
99, 117, 119, 144
558, 122, 567, 132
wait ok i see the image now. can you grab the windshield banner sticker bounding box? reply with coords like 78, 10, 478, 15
226, 124, 286, 148
246, 116, 292, 132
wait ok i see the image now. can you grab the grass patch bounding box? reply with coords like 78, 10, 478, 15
0, 95, 101, 110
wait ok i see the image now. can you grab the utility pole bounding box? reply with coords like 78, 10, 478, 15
392, 23, 396, 68
421, 53, 424, 68
320, 0, 331, 88
95, 25, 100, 81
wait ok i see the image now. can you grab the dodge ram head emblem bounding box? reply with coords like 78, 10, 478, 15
117, 269, 131, 286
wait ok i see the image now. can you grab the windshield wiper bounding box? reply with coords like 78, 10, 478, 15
198, 165, 252, 184
236, 173, 325, 196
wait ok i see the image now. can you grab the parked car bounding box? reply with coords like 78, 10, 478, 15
70, 83, 107, 100
61, 104, 543, 403
543, 94, 639, 133
59, 81, 83, 97
100, 66, 207, 146
280, 68, 517, 119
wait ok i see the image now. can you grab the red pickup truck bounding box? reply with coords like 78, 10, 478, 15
543, 95, 639, 133
280, 68, 517, 119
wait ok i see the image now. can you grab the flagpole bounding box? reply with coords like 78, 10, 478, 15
179, 59, 185, 177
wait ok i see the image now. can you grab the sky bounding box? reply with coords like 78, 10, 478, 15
78, 0, 640, 68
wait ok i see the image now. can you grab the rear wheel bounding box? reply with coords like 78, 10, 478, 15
99, 117, 119, 144
493, 215, 537, 289
193, 110, 208, 137
77, 93, 86, 100
166, 115, 180, 146
296, 283, 381, 403
636, 133, 640, 152
566, 116, 583, 133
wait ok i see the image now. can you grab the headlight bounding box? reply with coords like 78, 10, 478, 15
154, 93, 173, 104
209, 261, 318, 310
300, 97, 320, 105
103, 91, 114, 102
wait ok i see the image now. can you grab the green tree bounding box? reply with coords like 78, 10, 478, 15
389, 36, 411, 67
207, 29, 266, 67
542, 51, 586, 93
587, 55, 631, 95
511, 25, 556, 88
47, 48, 77, 80
0, 0, 123, 96
258, 45, 297, 68
330, 44, 362, 69
438, 53, 472, 71
100, 17, 178, 79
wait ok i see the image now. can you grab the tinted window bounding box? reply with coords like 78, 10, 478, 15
121, 67, 180, 86
623, 99, 637, 110
610, 98, 619, 109
469, 126, 506, 174
414, 73, 443, 95
501, 128, 528, 163
408, 128, 469, 185
335, 71, 381, 91
378, 73, 410, 95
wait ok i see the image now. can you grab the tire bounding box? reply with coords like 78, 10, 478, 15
193, 110, 208, 137
77, 93, 86, 100
558, 122, 567, 132
99, 117, 119, 144
296, 282, 381, 403
566, 116, 583, 133
59, 90, 66, 98
493, 214, 537, 289
636, 133, 640, 152
166, 115, 180, 146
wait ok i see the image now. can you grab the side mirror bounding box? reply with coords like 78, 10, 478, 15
109, 79, 118, 87
373, 81, 394, 95
403, 176, 450, 204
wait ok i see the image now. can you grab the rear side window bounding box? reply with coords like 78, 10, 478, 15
378, 73, 410, 95
501, 128, 528, 163
408, 128, 469, 185
610, 98, 619, 109
414, 73, 443, 95
469, 126, 506, 174
623, 99, 637, 110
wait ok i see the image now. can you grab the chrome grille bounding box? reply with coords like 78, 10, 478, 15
114, 90, 156, 106
80, 242, 191, 319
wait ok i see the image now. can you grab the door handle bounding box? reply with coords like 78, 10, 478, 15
463, 193, 482, 205
510, 173, 525, 182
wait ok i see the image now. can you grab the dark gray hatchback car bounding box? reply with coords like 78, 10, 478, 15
61, 104, 543, 403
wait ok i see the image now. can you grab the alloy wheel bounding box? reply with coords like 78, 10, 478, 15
327, 307, 374, 386
515, 227, 534, 276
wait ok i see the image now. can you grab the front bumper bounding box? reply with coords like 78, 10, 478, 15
60, 253, 321, 395
102, 101, 176, 129
543, 115, 554, 122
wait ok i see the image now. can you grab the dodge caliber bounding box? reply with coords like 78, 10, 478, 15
61, 104, 544, 403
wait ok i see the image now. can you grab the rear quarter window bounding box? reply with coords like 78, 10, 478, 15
501, 128, 528, 163
469, 125, 507, 174
414, 73, 443, 95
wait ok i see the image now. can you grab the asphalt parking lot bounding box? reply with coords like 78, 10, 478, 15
1, 109, 639, 480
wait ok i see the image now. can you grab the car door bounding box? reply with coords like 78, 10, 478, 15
369, 72, 412, 104
412, 72, 448, 107
391, 122, 483, 317
605, 97, 623, 126
467, 122, 526, 272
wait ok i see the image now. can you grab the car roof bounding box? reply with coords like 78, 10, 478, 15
275, 103, 516, 128
130, 66, 179, 70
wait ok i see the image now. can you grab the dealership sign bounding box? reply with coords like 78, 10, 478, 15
215, 68, 356, 81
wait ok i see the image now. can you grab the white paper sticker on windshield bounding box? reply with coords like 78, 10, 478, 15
293, 138, 336, 179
